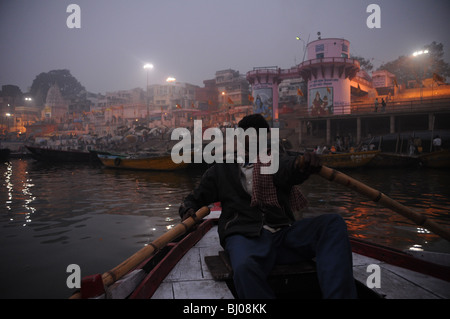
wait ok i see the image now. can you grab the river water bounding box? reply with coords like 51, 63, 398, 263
0, 158, 449, 298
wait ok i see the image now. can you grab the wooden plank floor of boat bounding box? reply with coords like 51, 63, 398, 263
152, 224, 450, 299
152, 224, 234, 299
352, 252, 450, 299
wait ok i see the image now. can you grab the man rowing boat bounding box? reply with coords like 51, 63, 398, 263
179, 114, 357, 299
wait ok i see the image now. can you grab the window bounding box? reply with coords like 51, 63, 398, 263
315, 44, 324, 52
341, 53, 348, 58
342, 44, 348, 52
316, 53, 324, 58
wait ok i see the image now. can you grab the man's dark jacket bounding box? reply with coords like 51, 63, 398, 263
179, 155, 309, 247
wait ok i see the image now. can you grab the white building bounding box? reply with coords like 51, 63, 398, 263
43, 84, 68, 122
149, 81, 198, 111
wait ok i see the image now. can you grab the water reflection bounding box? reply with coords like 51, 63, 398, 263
2, 160, 36, 226
300, 168, 450, 252
1, 161, 449, 251
1, 160, 203, 247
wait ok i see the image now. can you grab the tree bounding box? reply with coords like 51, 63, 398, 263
30, 69, 86, 107
378, 41, 450, 86
351, 55, 374, 73
423, 42, 450, 80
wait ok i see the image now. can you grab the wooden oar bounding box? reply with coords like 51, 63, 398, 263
71, 206, 210, 298
315, 163, 450, 242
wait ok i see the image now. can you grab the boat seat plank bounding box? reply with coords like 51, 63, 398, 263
205, 250, 317, 282
200, 246, 224, 280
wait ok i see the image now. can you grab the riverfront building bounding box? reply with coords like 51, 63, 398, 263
247, 37, 450, 149
3, 35, 450, 149
246, 37, 361, 124
299, 38, 360, 115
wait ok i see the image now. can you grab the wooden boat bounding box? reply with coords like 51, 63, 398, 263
73, 163, 450, 301
367, 152, 420, 168
26, 145, 101, 164
318, 150, 380, 168
97, 153, 189, 171
419, 150, 450, 168
75, 209, 450, 300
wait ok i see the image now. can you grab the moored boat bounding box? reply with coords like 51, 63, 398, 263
419, 150, 450, 168
74, 211, 450, 300
26, 145, 101, 163
319, 150, 379, 168
97, 153, 189, 171
367, 152, 420, 168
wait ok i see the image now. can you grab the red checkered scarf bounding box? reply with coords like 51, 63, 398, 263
250, 157, 308, 212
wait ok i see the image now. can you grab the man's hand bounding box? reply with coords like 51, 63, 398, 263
181, 207, 196, 221
296, 152, 322, 174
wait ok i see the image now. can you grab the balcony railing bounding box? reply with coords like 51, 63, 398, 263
287, 97, 450, 119
297, 57, 360, 68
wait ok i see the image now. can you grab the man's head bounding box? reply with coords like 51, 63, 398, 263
235, 114, 279, 174
238, 114, 270, 131
236, 114, 271, 161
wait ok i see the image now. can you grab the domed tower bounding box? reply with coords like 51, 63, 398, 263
44, 83, 68, 122
298, 38, 360, 115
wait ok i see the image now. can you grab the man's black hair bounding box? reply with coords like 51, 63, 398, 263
238, 114, 270, 130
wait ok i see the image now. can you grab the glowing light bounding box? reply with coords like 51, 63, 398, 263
166, 76, 176, 82
412, 50, 429, 57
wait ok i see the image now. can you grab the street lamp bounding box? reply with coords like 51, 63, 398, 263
5, 113, 12, 133
296, 35, 308, 63
143, 63, 154, 122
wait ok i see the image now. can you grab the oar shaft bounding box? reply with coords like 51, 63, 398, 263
102, 206, 210, 287
318, 165, 450, 242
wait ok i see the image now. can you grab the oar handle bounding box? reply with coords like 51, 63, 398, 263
315, 163, 450, 242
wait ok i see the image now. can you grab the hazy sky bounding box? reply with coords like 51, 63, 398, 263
1, 0, 449, 94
